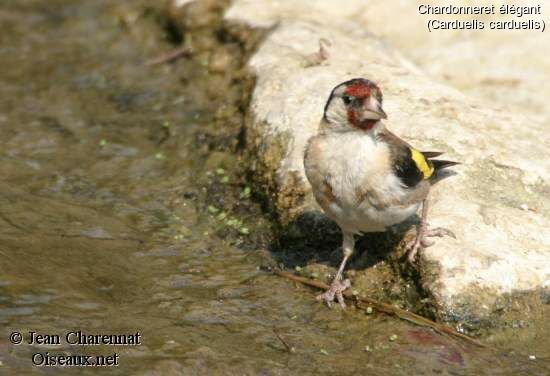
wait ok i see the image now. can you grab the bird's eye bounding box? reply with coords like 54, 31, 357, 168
342, 95, 353, 105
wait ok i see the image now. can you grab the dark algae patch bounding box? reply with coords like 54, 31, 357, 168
0, 0, 548, 374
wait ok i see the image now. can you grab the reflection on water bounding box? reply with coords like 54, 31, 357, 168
0, 1, 548, 375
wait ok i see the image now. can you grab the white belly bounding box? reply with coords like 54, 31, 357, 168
308, 131, 418, 234
327, 200, 420, 234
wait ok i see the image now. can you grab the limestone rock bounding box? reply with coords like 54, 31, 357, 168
225, 0, 550, 324
354, 0, 550, 124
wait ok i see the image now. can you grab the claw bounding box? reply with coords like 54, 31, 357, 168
406, 226, 456, 263
317, 278, 351, 308
406, 239, 421, 263
424, 227, 456, 239
426, 227, 456, 239
405, 199, 456, 263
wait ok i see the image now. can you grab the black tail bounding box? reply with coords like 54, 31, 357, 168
431, 159, 460, 171
421, 151, 460, 176
421, 151, 445, 159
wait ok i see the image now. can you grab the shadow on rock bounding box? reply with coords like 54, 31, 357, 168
269, 209, 416, 272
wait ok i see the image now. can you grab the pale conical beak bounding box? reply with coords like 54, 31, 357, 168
375, 105, 387, 119
362, 101, 387, 120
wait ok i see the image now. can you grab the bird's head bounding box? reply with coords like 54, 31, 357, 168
323, 78, 386, 131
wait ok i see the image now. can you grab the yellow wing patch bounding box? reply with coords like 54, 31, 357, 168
411, 149, 434, 179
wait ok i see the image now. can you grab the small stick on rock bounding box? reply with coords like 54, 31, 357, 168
146, 46, 191, 66
304, 38, 331, 67
274, 270, 487, 348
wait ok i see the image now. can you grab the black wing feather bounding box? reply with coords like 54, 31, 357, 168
430, 159, 460, 171
378, 130, 458, 188
421, 151, 444, 158
393, 148, 425, 188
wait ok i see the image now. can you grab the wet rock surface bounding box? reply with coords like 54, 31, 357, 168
225, 0, 550, 329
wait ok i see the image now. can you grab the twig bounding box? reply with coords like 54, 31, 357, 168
274, 270, 487, 348
304, 38, 331, 67
272, 327, 295, 353
146, 46, 191, 66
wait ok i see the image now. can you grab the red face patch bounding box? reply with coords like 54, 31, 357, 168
342, 79, 382, 130
344, 82, 372, 99
347, 108, 358, 126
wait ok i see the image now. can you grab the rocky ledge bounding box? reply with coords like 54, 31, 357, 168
218, 0, 550, 328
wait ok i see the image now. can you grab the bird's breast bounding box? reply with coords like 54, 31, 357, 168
305, 131, 414, 233
323, 132, 393, 205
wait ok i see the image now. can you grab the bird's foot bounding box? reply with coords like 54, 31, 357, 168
406, 227, 456, 262
316, 277, 351, 308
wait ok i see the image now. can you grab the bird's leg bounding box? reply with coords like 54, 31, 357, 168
406, 198, 456, 262
317, 232, 354, 308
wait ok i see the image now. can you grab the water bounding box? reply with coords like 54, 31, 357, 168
0, 1, 548, 374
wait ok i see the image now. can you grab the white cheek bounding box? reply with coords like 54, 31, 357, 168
325, 100, 348, 126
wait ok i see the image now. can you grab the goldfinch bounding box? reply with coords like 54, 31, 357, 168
304, 78, 458, 308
